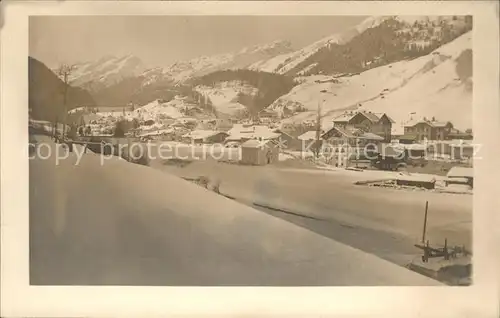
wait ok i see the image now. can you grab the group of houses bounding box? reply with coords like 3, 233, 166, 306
63, 100, 474, 167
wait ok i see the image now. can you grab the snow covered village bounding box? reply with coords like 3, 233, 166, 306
28, 15, 474, 286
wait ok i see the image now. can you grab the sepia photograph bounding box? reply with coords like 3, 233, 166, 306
28, 14, 474, 286
1, 1, 499, 317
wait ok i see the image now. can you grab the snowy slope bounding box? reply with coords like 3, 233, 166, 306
131, 99, 185, 121
270, 31, 472, 130
194, 81, 258, 116
249, 16, 389, 75
68, 55, 147, 90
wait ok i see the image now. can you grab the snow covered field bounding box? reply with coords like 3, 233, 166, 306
29, 136, 442, 285
158, 159, 472, 254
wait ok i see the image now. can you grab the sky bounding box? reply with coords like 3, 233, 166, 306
30, 16, 366, 68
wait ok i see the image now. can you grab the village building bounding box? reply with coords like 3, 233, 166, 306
447, 128, 473, 140
321, 126, 385, 148
225, 124, 281, 144
403, 117, 454, 141
182, 130, 229, 144
257, 109, 280, 122
332, 111, 394, 142
240, 139, 279, 166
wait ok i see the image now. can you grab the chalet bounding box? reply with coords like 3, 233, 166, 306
403, 117, 454, 141
332, 111, 394, 142
321, 126, 384, 148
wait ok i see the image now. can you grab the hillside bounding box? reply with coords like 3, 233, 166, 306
130, 93, 216, 122
29, 57, 96, 122
251, 16, 472, 77
249, 16, 388, 75
268, 31, 472, 130
189, 70, 297, 116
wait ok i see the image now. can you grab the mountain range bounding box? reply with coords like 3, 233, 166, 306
30, 15, 472, 130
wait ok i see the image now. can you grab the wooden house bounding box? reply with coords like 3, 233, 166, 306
332, 111, 394, 142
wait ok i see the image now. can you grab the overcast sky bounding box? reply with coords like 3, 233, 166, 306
30, 16, 366, 68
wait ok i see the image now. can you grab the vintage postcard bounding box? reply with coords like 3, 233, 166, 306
1, 1, 499, 317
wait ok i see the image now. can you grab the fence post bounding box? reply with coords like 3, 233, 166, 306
422, 200, 429, 243
127, 138, 131, 162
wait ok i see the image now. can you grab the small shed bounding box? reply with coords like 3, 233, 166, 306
240, 139, 279, 166
396, 174, 436, 189
446, 166, 473, 188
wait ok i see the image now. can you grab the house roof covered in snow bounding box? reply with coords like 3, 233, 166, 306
298, 130, 320, 140
226, 124, 281, 141
360, 132, 384, 141
322, 126, 361, 139
333, 111, 394, 124
241, 139, 275, 149
404, 119, 453, 128
182, 130, 228, 139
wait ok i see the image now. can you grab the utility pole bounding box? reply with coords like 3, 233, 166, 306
314, 99, 322, 158
56, 64, 76, 140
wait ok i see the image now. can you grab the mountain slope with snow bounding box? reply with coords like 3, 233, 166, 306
251, 15, 471, 77
143, 40, 295, 85
66, 55, 147, 91
269, 31, 472, 130
249, 16, 389, 75
194, 81, 254, 117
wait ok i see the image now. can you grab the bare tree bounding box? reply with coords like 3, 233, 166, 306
56, 64, 77, 138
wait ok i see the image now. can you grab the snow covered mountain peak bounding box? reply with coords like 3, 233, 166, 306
142, 39, 295, 85
66, 54, 147, 91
